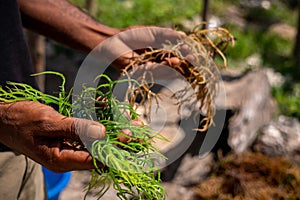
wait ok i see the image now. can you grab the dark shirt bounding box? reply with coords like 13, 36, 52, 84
0, 0, 37, 86
0, 0, 38, 151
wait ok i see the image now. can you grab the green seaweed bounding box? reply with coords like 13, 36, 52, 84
0, 71, 167, 200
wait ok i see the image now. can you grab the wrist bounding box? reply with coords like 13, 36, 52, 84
0, 102, 13, 145
0, 102, 8, 124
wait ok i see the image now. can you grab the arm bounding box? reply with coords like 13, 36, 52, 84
18, 0, 120, 53
18, 0, 185, 70
18, 0, 138, 70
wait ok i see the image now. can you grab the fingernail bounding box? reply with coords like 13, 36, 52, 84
87, 125, 105, 139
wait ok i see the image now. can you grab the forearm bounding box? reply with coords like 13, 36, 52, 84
18, 0, 120, 53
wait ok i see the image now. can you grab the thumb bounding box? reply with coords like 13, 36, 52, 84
58, 117, 106, 142
74, 118, 106, 142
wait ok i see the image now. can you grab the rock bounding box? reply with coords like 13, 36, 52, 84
268, 22, 296, 40
262, 67, 285, 87
245, 53, 262, 67
254, 115, 300, 164
217, 69, 276, 153
172, 153, 213, 187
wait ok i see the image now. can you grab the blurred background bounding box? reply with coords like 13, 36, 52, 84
25, 0, 300, 199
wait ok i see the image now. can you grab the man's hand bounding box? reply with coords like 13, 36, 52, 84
0, 101, 106, 172
91, 26, 186, 71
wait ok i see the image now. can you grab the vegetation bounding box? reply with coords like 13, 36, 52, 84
273, 82, 300, 119
71, 0, 201, 28
194, 151, 300, 199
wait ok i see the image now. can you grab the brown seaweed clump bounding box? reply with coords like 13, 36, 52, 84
121, 25, 235, 131
193, 151, 300, 200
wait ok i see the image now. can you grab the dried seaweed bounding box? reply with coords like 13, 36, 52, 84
121, 26, 235, 131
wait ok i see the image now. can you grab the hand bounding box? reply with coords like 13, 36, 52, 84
92, 26, 186, 71
0, 101, 106, 173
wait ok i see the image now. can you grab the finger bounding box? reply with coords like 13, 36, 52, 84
185, 54, 198, 66
117, 119, 144, 143
45, 148, 104, 172
179, 44, 192, 57
177, 31, 187, 38
117, 128, 132, 143
163, 57, 181, 67
35, 137, 104, 172
131, 119, 144, 126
